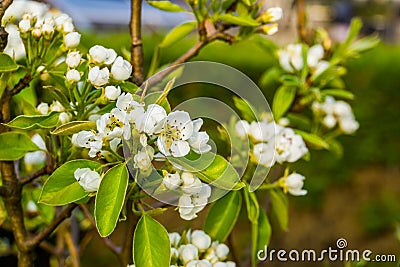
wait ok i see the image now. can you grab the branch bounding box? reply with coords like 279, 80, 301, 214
26, 203, 77, 249
80, 204, 122, 255
296, 0, 311, 44
20, 166, 49, 185
130, 0, 144, 85
0, 185, 9, 196
0, 0, 13, 52
8, 74, 32, 96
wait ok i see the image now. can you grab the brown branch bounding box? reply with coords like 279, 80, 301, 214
8, 74, 32, 96
296, 0, 311, 44
121, 200, 137, 267
79, 204, 122, 255
20, 166, 49, 185
0, 185, 9, 196
64, 227, 80, 267
130, 0, 144, 85
26, 203, 77, 249
0, 0, 13, 52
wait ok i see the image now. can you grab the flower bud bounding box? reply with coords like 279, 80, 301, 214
179, 244, 198, 264
104, 85, 121, 101
19, 19, 31, 33
59, 112, 71, 124
74, 168, 101, 192
282, 173, 307, 196
111, 56, 132, 81
191, 230, 211, 251
163, 172, 182, 190
215, 243, 229, 260
89, 45, 109, 64
261, 23, 278, 36
168, 232, 181, 247
32, 28, 41, 38
66, 69, 81, 83
88, 66, 109, 87
235, 120, 250, 138
41, 23, 54, 39
64, 32, 81, 49
66, 51, 81, 68
37, 102, 49, 115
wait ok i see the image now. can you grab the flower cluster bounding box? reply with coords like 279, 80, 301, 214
72, 92, 211, 162
36, 101, 71, 124
235, 120, 308, 167
278, 43, 329, 76
169, 230, 236, 267
257, 7, 283, 35
162, 171, 212, 220
312, 96, 359, 134
3, 1, 81, 61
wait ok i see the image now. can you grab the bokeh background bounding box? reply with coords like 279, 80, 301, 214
2, 0, 400, 266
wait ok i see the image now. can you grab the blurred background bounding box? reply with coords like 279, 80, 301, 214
3, 0, 400, 266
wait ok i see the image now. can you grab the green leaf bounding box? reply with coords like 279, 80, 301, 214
219, 14, 260, 27
270, 188, 288, 231
0, 53, 19, 72
0, 73, 10, 100
257, 209, 271, 248
272, 86, 296, 120
233, 96, 257, 121
294, 129, 329, 150
51, 121, 96, 135
147, 1, 186, 12
326, 138, 343, 158
204, 191, 242, 242
321, 89, 355, 100
286, 113, 311, 129
95, 163, 129, 237
0, 132, 39, 161
119, 81, 139, 94
133, 215, 170, 267
39, 160, 101, 206
168, 152, 244, 190
243, 188, 259, 224
348, 35, 380, 54
160, 21, 197, 48
259, 68, 280, 89
5, 112, 60, 130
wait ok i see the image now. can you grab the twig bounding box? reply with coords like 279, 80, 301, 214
121, 200, 137, 266
8, 74, 32, 96
64, 226, 80, 267
26, 203, 78, 249
20, 166, 49, 185
130, 0, 144, 85
79, 204, 122, 255
296, 0, 309, 44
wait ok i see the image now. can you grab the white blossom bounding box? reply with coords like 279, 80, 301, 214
18, 19, 31, 33
187, 260, 212, 267
169, 232, 181, 247
307, 44, 324, 68
104, 48, 117, 65
278, 44, 303, 72
66, 69, 81, 82
282, 173, 307, 196
66, 51, 81, 68
89, 45, 109, 65
24, 134, 46, 166
215, 244, 229, 260
181, 172, 202, 195
275, 127, 308, 163
191, 230, 211, 252
104, 85, 121, 101
88, 66, 109, 87
111, 56, 132, 81
265, 7, 283, 22
133, 146, 154, 170
74, 168, 101, 192
116, 93, 145, 126
154, 110, 195, 157
37, 102, 49, 115
253, 143, 275, 167
64, 32, 81, 49
189, 119, 211, 154
248, 121, 274, 142
162, 172, 182, 190
50, 101, 65, 112
235, 120, 250, 138
96, 108, 130, 140
72, 131, 95, 148
59, 112, 71, 124
179, 244, 199, 264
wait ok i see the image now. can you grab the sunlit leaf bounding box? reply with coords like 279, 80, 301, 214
0, 132, 39, 161
159, 21, 197, 48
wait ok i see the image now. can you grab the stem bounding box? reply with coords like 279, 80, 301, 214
130, 0, 144, 85
20, 166, 49, 185
26, 203, 77, 249
296, 0, 309, 44
121, 200, 138, 267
